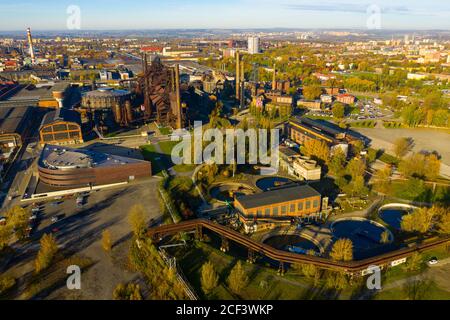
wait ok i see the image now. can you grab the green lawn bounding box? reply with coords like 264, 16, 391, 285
374, 282, 450, 300
173, 241, 312, 300
140, 142, 196, 175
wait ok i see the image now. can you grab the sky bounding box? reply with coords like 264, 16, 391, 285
0, 0, 449, 31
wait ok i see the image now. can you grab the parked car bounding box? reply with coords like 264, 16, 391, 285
428, 257, 439, 266
0, 216, 6, 225
51, 216, 59, 223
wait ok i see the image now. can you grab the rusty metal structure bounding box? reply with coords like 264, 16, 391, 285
138, 54, 184, 128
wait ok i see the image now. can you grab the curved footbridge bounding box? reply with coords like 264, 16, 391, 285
148, 219, 450, 276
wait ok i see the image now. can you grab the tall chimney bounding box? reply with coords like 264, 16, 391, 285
272, 63, 276, 91
175, 64, 182, 129
235, 50, 240, 101
26, 27, 35, 63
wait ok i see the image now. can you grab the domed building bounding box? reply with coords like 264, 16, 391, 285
38, 145, 151, 188
82, 87, 131, 110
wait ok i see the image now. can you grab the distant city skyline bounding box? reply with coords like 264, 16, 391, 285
0, 0, 450, 31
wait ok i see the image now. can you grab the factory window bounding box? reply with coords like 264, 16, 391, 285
272, 207, 279, 216
53, 124, 67, 132
42, 126, 52, 133
306, 201, 311, 210
68, 124, 79, 131
313, 199, 319, 208
297, 202, 303, 211
69, 131, 81, 138
281, 206, 287, 215
265, 208, 271, 216
54, 132, 70, 140
248, 211, 255, 217
257, 209, 262, 217
42, 134, 54, 142
290, 204, 296, 213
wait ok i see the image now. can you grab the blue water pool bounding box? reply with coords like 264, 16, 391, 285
379, 208, 410, 230
331, 219, 395, 260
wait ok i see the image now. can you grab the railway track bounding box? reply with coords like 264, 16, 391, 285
148, 219, 450, 274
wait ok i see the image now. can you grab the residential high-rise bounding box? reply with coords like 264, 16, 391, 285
248, 36, 260, 54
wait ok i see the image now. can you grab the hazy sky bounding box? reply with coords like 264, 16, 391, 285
0, 0, 449, 31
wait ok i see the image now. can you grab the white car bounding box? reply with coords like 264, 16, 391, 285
428, 257, 439, 266
51, 216, 59, 223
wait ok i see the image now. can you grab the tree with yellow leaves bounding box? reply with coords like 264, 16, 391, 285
330, 238, 353, 261
35, 234, 58, 273
200, 261, 219, 294
128, 204, 147, 238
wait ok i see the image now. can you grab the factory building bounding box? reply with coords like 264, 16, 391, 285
0, 106, 33, 158
38, 145, 152, 188
39, 108, 83, 146
235, 185, 322, 223
82, 87, 131, 110
287, 117, 361, 155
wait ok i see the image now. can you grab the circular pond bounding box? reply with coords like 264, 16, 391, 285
379, 204, 415, 230
331, 218, 395, 260
264, 235, 320, 255
256, 177, 295, 191
209, 183, 255, 203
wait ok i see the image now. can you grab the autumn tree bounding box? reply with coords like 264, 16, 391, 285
113, 283, 143, 300
200, 261, 219, 294
328, 148, 346, 177
346, 175, 368, 197
401, 208, 436, 234
332, 102, 346, 119
351, 140, 365, 156
403, 252, 423, 272
330, 238, 353, 261
393, 137, 414, 159
4, 206, 31, 241
300, 139, 330, 164
436, 210, 450, 235
293, 263, 317, 278
374, 165, 392, 194
325, 271, 349, 290
227, 261, 248, 295
346, 157, 366, 179
399, 153, 440, 180
403, 278, 433, 300
0, 224, 13, 251
128, 204, 147, 238
302, 85, 323, 100
35, 234, 58, 273
102, 230, 112, 253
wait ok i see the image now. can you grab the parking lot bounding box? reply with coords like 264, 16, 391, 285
7, 177, 163, 299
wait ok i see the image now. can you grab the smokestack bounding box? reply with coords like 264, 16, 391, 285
175, 64, 182, 129
26, 27, 35, 63
235, 50, 240, 101
240, 59, 244, 82
272, 63, 276, 91
143, 53, 151, 118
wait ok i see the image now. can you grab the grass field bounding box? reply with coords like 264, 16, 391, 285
374, 282, 450, 300
173, 240, 313, 300
140, 141, 196, 175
